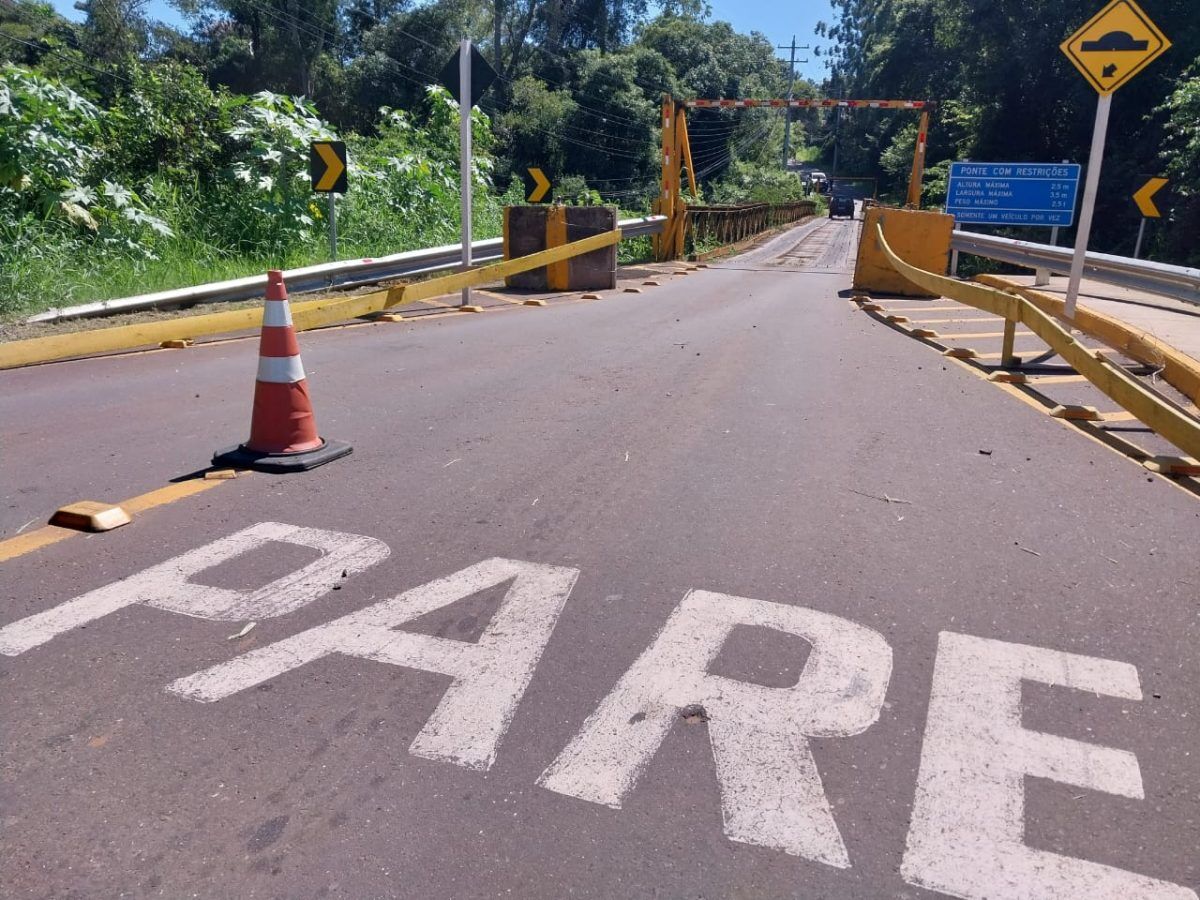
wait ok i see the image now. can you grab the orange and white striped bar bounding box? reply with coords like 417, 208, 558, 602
684, 98, 929, 109
257, 296, 305, 385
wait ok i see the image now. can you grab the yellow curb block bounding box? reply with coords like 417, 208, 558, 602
1050, 404, 1102, 422
457, 305, 484, 313
203, 469, 241, 480
522, 299, 547, 307
1143, 456, 1200, 476
49, 501, 131, 532
378, 312, 406, 322
623, 287, 643, 294
860, 303, 884, 311
581, 293, 602, 299
910, 328, 939, 338
643, 280, 661, 287
886, 315, 910, 324
160, 339, 194, 349
943, 347, 978, 359
988, 371, 1028, 384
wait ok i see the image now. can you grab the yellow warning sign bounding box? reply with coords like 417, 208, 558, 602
1061, 0, 1171, 95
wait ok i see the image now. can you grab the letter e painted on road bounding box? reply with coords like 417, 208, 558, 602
538, 590, 893, 867
168, 557, 579, 771
901, 631, 1196, 899
0, 522, 389, 656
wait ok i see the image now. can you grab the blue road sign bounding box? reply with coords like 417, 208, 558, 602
946, 162, 1082, 226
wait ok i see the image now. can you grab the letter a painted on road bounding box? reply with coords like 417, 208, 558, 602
1061, 0, 1170, 96
310, 141, 348, 193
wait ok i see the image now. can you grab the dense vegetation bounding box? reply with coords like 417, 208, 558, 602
0, 0, 813, 316
816, 0, 1200, 265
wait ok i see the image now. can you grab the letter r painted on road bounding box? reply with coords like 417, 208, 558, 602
538, 590, 893, 867
168, 558, 580, 771
0, 522, 390, 656
901, 632, 1197, 900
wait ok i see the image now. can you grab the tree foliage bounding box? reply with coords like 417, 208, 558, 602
817, 0, 1200, 262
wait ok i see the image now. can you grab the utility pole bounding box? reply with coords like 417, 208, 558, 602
776, 36, 810, 170
493, 0, 502, 75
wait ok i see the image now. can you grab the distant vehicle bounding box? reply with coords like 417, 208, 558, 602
808, 171, 829, 194
829, 195, 855, 219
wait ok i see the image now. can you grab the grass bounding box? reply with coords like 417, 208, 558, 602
0, 196, 510, 321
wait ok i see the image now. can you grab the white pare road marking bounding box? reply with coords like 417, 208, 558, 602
0, 522, 389, 656
169, 557, 579, 771
901, 632, 1197, 900
538, 590, 893, 867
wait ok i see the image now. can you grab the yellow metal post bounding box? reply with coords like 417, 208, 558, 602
546, 205, 569, 290
671, 101, 686, 258
906, 110, 930, 209
679, 109, 698, 200
1000, 318, 1019, 367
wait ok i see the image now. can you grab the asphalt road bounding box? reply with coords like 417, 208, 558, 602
2, 218, 1198, 899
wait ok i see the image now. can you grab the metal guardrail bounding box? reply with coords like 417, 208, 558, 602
950, 230, 1200, 307
26, 215, 668, 325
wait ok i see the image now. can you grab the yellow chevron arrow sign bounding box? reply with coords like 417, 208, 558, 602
311, 141, 347, 193
527, 167, 551, 203
1133, 176, 1168, 218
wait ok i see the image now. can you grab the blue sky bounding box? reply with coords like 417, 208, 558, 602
49, 0, 834, 82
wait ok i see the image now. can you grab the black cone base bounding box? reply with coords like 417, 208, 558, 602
212, 438, 352, 473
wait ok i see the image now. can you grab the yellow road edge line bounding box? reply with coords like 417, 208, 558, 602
906, 317, 1004, 325
1026, 374, 1090, 385
0, 526, 77, 563
933, 331, 1034, 340
0, 476, 229, 564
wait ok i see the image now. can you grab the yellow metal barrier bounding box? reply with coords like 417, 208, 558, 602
975, 275, 1200, 409
0, 229, 621, 370
872, 223, 1200, 460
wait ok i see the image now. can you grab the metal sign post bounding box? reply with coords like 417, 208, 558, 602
328, 194, 337, 262
310, 140, 348, 264
1064, 94, 1111, 317
459, 38, 473, 308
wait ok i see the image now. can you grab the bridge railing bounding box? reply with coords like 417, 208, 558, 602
685, 201, 816, 248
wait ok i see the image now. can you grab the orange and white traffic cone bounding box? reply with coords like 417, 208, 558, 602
212, 270, 351, 472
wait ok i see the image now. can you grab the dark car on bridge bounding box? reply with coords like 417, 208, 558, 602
829, 194, 855, 219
